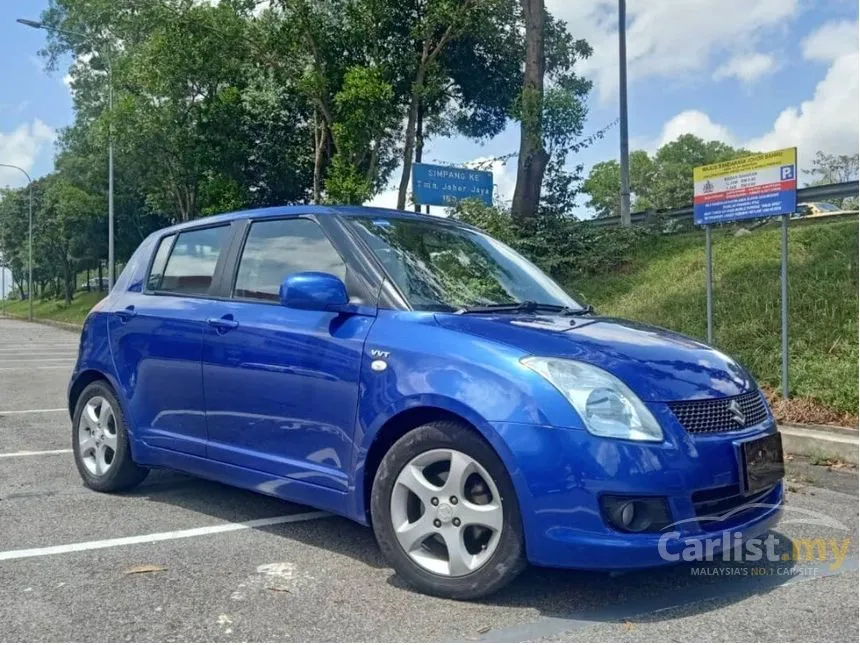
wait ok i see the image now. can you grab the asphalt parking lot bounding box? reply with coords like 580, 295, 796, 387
0, 316, 857, 642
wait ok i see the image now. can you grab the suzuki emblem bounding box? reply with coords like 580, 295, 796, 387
727, 399, 746, 426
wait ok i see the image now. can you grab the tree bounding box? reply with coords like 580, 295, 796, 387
510, 0, 547, 222
325, 66, 400, 203
804, 151, 859, 185
394, 0, 485, 210
582, 151, 653, 218
581, 135, 749, 217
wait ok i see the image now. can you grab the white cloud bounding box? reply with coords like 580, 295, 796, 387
646, 44, 858, 175
655, 110, 736, 149
802, 20, 858, 62
547, 0, 799, 102
746, 51, 859, 165
713, 52, 778, 83
366, 186, 399, 210
0, 120, 56, 187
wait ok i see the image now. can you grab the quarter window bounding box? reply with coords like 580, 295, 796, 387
234, 218, 346, 302
157, 226, 229, 295
147, 234, 175, 291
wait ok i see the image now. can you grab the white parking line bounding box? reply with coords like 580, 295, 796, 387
0, 349, 78, 352
0, 365, 71, 372
0, 449, 72, 459
0, 408, 67, 415
0, 358, 76, 363
0, 356, 77, 365
0, 511, 329, 561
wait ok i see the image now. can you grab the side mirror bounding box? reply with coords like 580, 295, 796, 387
279, 271, 349, 312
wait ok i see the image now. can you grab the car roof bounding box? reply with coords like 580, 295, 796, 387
160, 204, 456, 235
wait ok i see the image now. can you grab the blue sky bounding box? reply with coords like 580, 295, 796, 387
0, 0, 858, 211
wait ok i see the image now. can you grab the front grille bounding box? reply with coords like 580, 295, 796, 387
692, 483, 779, 529
668, 390, 768, 434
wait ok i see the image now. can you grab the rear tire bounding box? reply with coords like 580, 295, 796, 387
371, 421, 526, 599
72, 381, 149, 492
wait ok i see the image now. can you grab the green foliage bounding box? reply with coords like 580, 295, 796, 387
326, 66, 399, 204
582, 135, 749, 217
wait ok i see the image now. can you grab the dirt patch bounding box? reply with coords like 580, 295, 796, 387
762, 385, 859, 429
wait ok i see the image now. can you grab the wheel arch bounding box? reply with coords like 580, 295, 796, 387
357, 399, 529, 526
68, 369, 113, 417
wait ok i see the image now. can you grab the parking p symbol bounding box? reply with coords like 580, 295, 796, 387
780, 165, 795, 180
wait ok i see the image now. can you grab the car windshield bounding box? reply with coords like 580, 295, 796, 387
347, 215, 582, 312
813, 202, 840, 212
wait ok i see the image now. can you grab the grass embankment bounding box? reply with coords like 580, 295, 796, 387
1, 290, 103, 325
575, 218, 858, 422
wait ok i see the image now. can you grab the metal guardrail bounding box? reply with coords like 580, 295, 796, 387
588, 180, 859, 228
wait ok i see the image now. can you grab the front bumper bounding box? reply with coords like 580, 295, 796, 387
492, 404, 784, 570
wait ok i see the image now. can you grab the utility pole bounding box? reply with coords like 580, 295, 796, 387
618, 0, 631, 227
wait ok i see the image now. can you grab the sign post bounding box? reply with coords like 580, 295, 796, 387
693, 147, 797, 396
705, 225, 713, 344
411, 163, 493, 208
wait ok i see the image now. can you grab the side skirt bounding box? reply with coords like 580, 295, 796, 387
135, 441, 362, 523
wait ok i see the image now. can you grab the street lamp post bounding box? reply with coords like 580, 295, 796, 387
18, 18, 115, 290
0, 163, 34, 321
618, 0, 631, 227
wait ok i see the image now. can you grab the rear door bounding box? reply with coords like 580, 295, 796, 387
201, 216, 376, 490
108, 223, 231, 457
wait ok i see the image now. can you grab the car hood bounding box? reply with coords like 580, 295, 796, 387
434, 313, 755, 402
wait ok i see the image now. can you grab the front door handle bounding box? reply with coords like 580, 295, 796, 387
207, 316, 239, 332
115, 305, 136, 322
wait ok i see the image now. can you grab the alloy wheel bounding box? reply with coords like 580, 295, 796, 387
389, 448, 503, 577
77, 396, 118, 477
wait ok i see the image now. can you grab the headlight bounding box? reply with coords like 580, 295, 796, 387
521, 357, 663, 442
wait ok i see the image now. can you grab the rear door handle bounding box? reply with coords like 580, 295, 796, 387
207, 316, 239, 331
115, 305, 136, 322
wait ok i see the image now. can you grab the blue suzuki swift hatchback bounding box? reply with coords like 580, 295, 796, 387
69, 205, 784, 598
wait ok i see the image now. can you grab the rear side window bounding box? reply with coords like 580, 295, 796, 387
156, 225, 229, 295
234, 218, 346, 302
146, 234, 175, 291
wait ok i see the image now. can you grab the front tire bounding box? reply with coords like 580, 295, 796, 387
371, 421, 526, 599
72, 381, 149, 492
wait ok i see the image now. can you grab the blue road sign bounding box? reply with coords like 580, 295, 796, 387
412, 163, 493, 207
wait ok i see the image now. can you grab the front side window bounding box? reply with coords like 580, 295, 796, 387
157, 226, 229, 295
348, 216, 581, 312
234, 218, 347, 302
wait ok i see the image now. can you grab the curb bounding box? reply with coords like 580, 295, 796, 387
780, 424, 859, 465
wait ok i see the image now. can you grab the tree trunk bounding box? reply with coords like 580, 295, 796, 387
396, 66, 427, 211
313, 110, 324, 203
511, 0, 549, 222
63, 262, 72, 305
98, 261, 103, 291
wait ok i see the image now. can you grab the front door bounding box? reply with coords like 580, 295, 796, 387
202, 217, 374, 490
108, 224, 231, 457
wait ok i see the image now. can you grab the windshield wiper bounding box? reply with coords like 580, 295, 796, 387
456, 301, 593, 315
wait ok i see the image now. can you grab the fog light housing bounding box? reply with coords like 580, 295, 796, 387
600, 495, 671, 533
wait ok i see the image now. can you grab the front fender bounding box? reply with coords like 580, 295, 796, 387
348, 311, 556, 523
